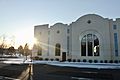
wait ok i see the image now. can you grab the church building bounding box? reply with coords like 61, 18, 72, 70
33, 14, 120, 62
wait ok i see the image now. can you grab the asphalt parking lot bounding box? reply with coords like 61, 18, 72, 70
0, 63, 120, 80
33, 64, 120, 80
0, 63, 29, 80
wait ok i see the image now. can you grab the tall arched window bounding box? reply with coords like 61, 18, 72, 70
81, 35, 86, 56
93, 35, 99, 56
37, 46, 42, 56
55, 43, 61, 56
81, 34, 99, 56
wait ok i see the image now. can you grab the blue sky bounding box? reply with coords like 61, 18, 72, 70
0, 0, 120, 48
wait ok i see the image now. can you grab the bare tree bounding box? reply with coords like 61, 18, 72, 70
8, 46, 15, 55
24, 43, 30, 60
18, 45, 24, 56
0, 35, 7, 55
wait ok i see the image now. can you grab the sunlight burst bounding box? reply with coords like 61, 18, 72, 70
14, 28, 34, 49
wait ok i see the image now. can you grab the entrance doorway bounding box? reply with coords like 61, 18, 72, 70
62, 52, 66, 61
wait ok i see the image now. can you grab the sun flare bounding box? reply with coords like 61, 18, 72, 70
14, 29, 35, 49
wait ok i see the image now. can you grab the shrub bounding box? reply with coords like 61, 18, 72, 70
94, 60, 98, 63
34, 56, 39, 60
88, 60, 93, 63
39, 57, 43, 60
55, 58, 59, 61
109, 60, 113, 63
73, 59, 76, 62
114, 60, 118, 63
100, 60, 103, 63
50, 58, 54, 61
77, 59, 81, 62
83, 59, 87, 62
32, 57, 35, 60
45, 58, 49, 61
67, 59, 71, 62
30, 57, 33, 59
104, 60, 108, 63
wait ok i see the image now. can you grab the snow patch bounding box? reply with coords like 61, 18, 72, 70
2, 58, 120, 69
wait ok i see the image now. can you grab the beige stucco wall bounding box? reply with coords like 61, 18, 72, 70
33, 14, 120, 62
33, 24, 49, 57
71, 14, 111, 61
110, 18, 120, 60
49, 23, 68, 60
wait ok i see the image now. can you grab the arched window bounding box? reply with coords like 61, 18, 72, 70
93, 35, 99, 56
37, 46, 42, 56
81, 34, 99, 56
55, 43, 61, 56
81, 35, 86, 56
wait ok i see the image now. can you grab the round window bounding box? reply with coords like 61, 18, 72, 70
57, 30, 60, 33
